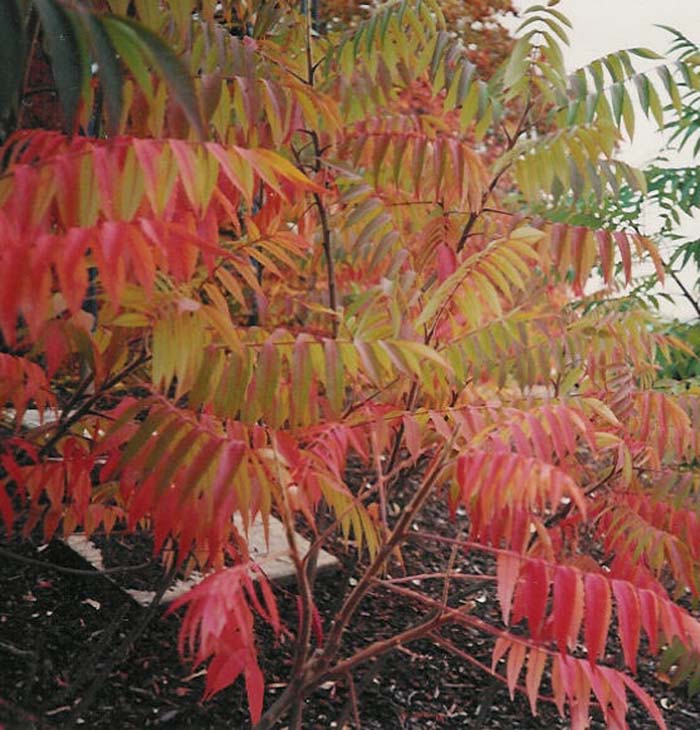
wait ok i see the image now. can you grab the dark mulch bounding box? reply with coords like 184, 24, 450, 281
2, 477, 700, 729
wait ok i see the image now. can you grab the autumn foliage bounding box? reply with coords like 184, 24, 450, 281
2, 1, 700, 728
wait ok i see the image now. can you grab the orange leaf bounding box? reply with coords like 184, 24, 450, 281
525, 647, 547, 716
506, 640, 526, 700
496, 552, 521, 626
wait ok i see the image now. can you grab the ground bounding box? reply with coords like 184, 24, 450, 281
1, 481, 700, 729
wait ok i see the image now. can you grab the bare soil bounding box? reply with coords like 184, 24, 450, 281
2, 480, 700, 729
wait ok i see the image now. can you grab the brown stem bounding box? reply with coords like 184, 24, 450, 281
323, 443, 451, 658
304, 0, 315, 88
346, 671, 362, 729
268, 441, 314, 683
255, 443, 453, 730
323, 610, 445, 679
383, 379, 420, 478
378, 572, 495, 585
455, 99, 532, 254
335, 655, 389, 729
315, 190, 338, 335
668, 263, 700, 319
302, 5, 337, 335
630, 220, 700, 320
290, 698, 304, 730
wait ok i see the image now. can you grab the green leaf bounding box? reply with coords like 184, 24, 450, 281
504, 36, 531, 89
103, 15, 153, 100
628, 47, 663, 60
34, 0, 86, 132
633, 74, 650, 116
622, 87, 635, 139
603, 52, 624, 83
610, 82, 624, 125
658, 65, 681, 112
103, 15, 204, 139
0, 0, 26, 122
647, 80, 664, 128
517, 14, 569, 45
430, 29, 449, 79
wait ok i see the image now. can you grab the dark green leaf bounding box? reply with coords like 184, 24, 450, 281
103, 15, 152, 100
34, 0, 86, 133
0, 0, 26, 122
103, 15, 204, 139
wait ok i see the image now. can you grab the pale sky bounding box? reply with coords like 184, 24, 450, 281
507, 1, 700, 320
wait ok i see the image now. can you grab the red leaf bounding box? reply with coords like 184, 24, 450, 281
570, 226, 587, 295
612, 580, 641, 672
245, 662, 265, 724
596, 229, 614, 284
0, 483, 14, 535
542, 407, 567, 463
553, 566, 583, 653
491, 636, 510, 672
584, 572, 611, 663
598, 665, 629, 727
555, 406, 577, 456
211, 441, 246, 520
133, 139, 164, 213
96, 222, 127, 305
613, 231, 632, 284
523, 560, 548, 641
54, 228, 90, 314
169, 139, 199, 210
526, 414, 550, 462
204, 649, 246, 700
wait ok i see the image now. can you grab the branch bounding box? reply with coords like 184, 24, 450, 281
0, 545, 154, 576
38, 350, 150, 458
456, 99, 532, 253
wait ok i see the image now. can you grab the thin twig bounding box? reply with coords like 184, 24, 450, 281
38, 351, 149, 458
346, 670, 362, 729
0, 545, 154, 576
455, 99, 532, 254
